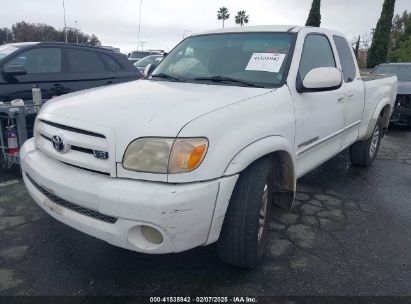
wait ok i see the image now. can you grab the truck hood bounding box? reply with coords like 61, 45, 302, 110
398, 81, 411, 95
40, 80, 273, 158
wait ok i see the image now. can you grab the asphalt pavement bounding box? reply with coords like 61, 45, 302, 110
0, 126, 410, 296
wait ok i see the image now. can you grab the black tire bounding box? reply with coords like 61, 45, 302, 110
350, 117, 383, 167
217, 156, 274, 268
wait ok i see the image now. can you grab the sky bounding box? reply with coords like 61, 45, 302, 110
0, 0, 409, 54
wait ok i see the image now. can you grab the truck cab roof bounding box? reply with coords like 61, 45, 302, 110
192, 25, 347, 40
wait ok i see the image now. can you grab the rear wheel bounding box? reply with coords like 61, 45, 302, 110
350, 117, 383, 167
217, 157, 274, 268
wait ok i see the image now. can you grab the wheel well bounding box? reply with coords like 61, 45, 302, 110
381, 105, 391, 126
265, 151, 295, 210
380, 104, 391, 136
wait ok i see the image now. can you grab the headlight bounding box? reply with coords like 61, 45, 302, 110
122, 137, 208, 173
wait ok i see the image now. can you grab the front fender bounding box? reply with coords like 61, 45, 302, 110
224, 135, 296, 210
223, 135, 294, 176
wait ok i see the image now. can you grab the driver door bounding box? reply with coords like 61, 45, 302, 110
290, 33, 346, 177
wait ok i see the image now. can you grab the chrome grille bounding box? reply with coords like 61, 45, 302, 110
35, 119, 111, 174
27, 174, 117, 224
40, 120, 106, 138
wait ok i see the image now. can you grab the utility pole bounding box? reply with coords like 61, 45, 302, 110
63, 0, 67, 42
75, 20, 79, 44
137, 0, 143, 52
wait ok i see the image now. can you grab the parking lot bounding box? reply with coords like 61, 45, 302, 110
0, 126, 410, 296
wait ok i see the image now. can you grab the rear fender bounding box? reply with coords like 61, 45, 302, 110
362, 98, 391, 140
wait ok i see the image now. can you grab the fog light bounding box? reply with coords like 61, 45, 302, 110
141, 225, 163, 244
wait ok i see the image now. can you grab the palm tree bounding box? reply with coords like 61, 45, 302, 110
235, 11, 249, 27
217, 7, 230, 28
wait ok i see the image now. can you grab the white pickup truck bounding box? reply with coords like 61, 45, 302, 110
21, 25, 397, 267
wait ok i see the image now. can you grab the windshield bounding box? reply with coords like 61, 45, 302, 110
0, 45, 18, 60
151, 32, 295, 87
373, 64, 411, 81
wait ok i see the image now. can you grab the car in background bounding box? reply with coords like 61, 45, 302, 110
0, 42, 142, 102
134, 54, 164, 74
127, 50, 165, 63
371, 63, 411, 125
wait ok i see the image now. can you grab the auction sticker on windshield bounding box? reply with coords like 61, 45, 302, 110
245, 53, 286, 73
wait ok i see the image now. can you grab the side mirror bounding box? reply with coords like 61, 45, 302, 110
300, 67, 342, 92
144, 63, 157, 77
3, 64, 27, 76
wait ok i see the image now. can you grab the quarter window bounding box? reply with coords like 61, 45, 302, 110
101, 54, 122, 72
298, 34, 335, 80
5, 48, 61, 73
333, 35, 357, 82
67, 49, 105, 73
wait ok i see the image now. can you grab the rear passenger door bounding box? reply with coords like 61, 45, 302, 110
332, 35, 365, 149
64, 47, 111, 92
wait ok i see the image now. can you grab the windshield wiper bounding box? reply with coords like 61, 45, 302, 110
193, 76, 265, 88
150, 73, 185, 82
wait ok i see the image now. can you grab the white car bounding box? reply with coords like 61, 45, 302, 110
20, 25, 397, 267
134, 54, 164, 73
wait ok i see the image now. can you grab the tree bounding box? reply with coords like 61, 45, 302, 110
305, 0, 321, 27
0, 27, 12, 44
367, 0, 396, 68
389, 11, 410, 51
89, 34, 101, 46
389, 36, 411, 62
217, 7, 230, 28
353, 35, 361, 59
0, 21, 101, 46
235, 11, 249, 27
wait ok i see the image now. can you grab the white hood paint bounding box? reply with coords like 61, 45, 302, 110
40, 80, 274, 159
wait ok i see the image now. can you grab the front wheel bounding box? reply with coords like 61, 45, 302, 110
350, 117, 383, 167
217, 157, 274, 268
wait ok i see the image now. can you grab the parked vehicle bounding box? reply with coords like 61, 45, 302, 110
20, 26, 397, 267
371, 63, 411, 125
0, 42, 142, 102
134, 55, 164, 74
127, 50, 165, 63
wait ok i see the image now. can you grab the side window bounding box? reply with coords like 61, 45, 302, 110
67, 49, 105, 73
5, 48, 61, 73
333, 35, 357, 82
298, 34, 335, 80
101, 54, 123, 72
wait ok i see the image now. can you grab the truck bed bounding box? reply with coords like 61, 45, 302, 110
358, 74, 397, 139
360, 73, 395, 81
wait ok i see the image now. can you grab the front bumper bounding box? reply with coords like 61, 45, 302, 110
21, 138, 238, 254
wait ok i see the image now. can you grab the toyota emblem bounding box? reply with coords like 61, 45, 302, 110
51, 135, 65, 152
